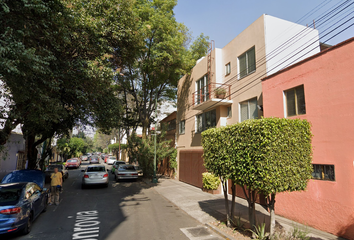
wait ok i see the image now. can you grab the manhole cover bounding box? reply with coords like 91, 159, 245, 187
186, 227, 211, 237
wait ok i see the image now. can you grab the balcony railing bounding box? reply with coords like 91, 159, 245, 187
192, 83, 231, 107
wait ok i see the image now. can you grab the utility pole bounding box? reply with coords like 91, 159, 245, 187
152, 92, 158, 183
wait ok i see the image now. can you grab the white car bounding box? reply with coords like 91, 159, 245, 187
106, 156, 117, 165
81, 164, 109, 188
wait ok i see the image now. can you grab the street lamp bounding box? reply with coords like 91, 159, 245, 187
152, 92, 158, 183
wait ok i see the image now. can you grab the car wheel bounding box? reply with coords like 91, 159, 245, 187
81, 184, 86, 189
43, 200, 48, 213
22, 213, 32, 235
105, 183, 109, 188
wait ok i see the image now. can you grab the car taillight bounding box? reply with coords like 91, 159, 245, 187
0, 207, 21, 215
103, 174, 108, 178
84, 174, 89, 178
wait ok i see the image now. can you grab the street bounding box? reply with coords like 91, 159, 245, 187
4, 160, 209, 240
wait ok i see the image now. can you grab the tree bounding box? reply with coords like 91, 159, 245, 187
108, 143, 127, 159
0, 0, 131, 168
202, 118, 313, 234
114, 0, 209, 138
201, 127, 234, 226
125, 130, 175, 177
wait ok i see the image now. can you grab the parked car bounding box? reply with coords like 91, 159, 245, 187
114, 164, 138, 181
65, 159, 80, 169
89, 156, 99, 164
134, 166, 143, 177
0, 170, 48, 235
81, 155, 88, 161
111, 161, 126, 174
106, 156, 117, 165
81, 165, 109, 188
45, 164, 69, 183
104, 155, 110, 163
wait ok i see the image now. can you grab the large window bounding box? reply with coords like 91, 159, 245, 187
284, 85, 306, 117
238, 46, 256, 79
179, 120, 185, 134
196, 109, 216, 133
196, 75, 209, 104
227, 106, 232, 118
239, 98, 258, 122
312, 164, 335, 181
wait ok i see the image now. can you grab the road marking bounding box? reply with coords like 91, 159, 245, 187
72, 210, 100, 240
71, 181, 76, 186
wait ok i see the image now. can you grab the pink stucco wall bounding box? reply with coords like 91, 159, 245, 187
262, 38, 354, 239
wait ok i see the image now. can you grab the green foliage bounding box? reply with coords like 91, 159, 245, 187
169, 148, 177, 169
202, 117, 313, 196
202, 172, 221, 190
57, 137, 87, 158
291, 225, 310, 240
126, 131, 176, 177
247, 223, 267, 240
108, 143, 127, 156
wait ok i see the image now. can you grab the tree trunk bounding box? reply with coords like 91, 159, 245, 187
230, 180, 236, 224
268, 193, 276, 236
221, 178, 230, 227
26, 135, 38, 169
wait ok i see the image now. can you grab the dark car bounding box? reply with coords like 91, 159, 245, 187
0, 170, 48, 235
45, 165, 69, 184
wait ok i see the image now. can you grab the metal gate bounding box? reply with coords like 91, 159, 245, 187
179, 149, 206, 188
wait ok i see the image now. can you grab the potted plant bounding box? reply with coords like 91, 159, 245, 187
214, 87, 227, 99
202, 172, 221, 194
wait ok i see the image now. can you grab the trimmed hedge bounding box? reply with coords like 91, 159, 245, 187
202, 172, 221, 190
202, 117, 313, 195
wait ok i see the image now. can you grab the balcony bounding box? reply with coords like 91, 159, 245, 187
191, 83, 233, 111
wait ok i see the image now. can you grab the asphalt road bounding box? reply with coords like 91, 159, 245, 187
5, 160, 204, 240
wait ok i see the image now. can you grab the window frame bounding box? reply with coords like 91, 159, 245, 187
195, 109, 217, 133
238, 46, 256, 79
227, 106, 232, 118
239, 97, 258, 122
167, 119, 176, 131
225, 62, 231, 76
179, 120, 185, 135
195, 75, 209, 104
284, 85, 306, 117
312, 164, 335, 181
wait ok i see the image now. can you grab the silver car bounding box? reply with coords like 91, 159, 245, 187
89, 156, 99, 164
81, 165, 109, 188
114, 164, 138, 181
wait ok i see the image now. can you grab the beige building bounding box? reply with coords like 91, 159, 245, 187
176, 14, 320, 188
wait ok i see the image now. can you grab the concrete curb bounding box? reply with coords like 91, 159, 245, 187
205, 223, 237, 240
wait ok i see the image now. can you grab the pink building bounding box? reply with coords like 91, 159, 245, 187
262, 37, 354, 239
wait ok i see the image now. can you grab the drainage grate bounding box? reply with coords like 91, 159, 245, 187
180, 226, 224, 240
187, 227, 211, 237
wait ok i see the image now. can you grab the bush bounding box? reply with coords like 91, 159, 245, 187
202, 172, 221, 190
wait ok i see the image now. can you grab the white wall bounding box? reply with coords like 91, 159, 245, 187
264, 15, 320, 75
214, 48, 223, 84
0, 133, 25, 180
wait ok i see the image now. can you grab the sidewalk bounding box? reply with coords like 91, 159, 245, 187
144, 177, 346, 240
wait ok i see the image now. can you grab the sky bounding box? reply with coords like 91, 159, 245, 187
174, 0, 354, 49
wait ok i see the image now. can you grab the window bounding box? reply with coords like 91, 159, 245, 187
227, 106, 232, 118
225, 63, 231, 75
196, 109, 216, 133
196, 75, 209, 104
238, 47, 256, 79
284, 85, 306, 117
179, 120, 185, 134
312, 164, 335, 181
239, 98, 257, 122
168, 119, 176, 131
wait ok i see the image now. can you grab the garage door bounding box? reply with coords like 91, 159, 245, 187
179, 149, 206, 188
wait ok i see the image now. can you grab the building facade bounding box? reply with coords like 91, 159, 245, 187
176, 14, 320, 188
261, 38, 354, 239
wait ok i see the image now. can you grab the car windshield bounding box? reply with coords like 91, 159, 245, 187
47, 165, 63, 171
0, 187, 23, 206
87, 167, 105, 172
67, 160, 77, 163
119, 165, 135, 171
109, 157, 116, 159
